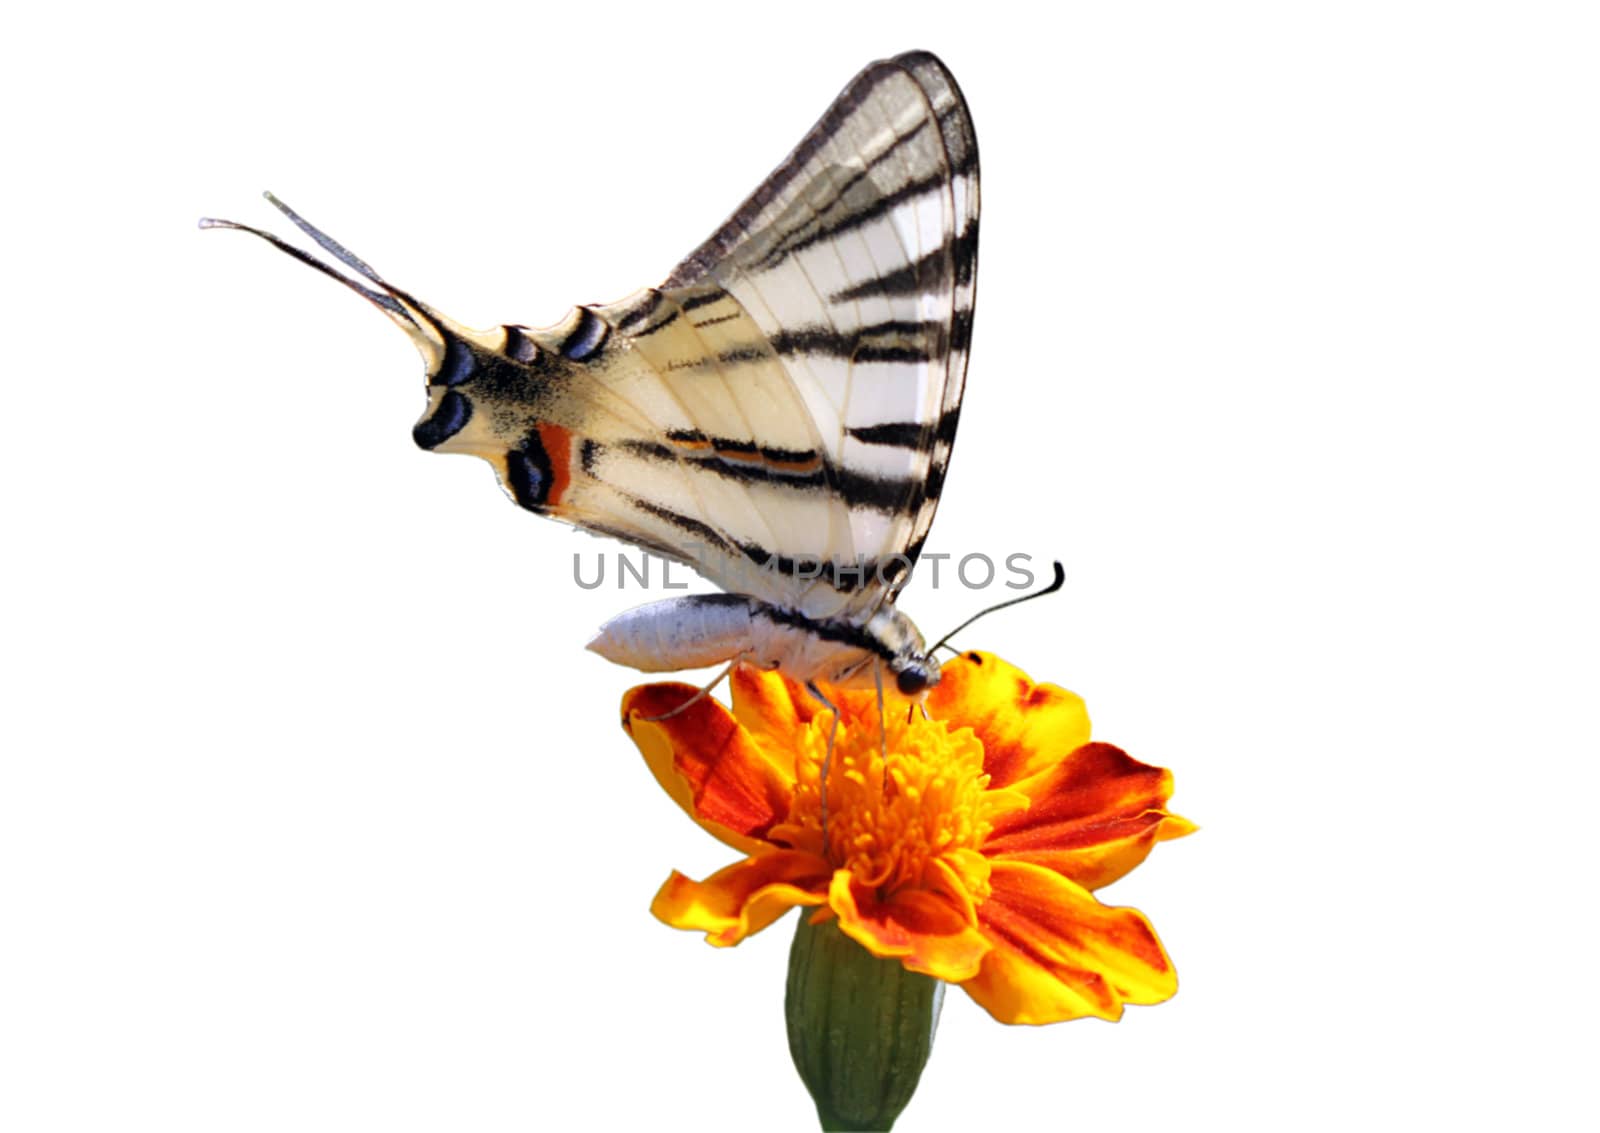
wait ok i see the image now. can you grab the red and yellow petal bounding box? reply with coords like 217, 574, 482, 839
962, 860, 1177, 1025
829, 871, 992, 983
728, 665, 821, 743
984, 742, 1196, 891
623, 684, 796, 857
926, 653, 1093, 789
652, 849, 832, 947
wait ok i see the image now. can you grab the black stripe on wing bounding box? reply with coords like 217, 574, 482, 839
628, 494, 909, 596
662, 61, 918, 290
752, 166, 952, 274
765, 319, 942, 364
616, 438, 916, 513
827, 223, 979, 304
848, 407, 961, 450
664, 429, 814, 465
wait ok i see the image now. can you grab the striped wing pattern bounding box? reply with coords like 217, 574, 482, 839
660, 51, 979, 617
213, 52, 978, 627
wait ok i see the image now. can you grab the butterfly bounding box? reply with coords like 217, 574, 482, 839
204, 50, 978, 709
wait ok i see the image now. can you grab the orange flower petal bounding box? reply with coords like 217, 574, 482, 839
985, 742, 1196, 890
926, 652, 1092, 789
829, 871, 992, 982
963, 861, 1177, 1025
924, 850, 989, 924
622, 684, 795, 857
727, 665, 820, 742
651, 850, 831, 947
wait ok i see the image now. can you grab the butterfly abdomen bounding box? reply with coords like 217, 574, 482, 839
589, 594, 938, 694
588, 594, 759, 673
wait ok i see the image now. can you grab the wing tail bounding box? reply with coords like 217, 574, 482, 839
200, 192, 452, 374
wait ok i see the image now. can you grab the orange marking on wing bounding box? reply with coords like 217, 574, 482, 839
764, 454, 824, 474
714, 447, 766, 466
537, 423, 574, 506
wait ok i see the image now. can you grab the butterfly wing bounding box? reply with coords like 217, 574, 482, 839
658, 50, 979, 618
208, 53, 978, 625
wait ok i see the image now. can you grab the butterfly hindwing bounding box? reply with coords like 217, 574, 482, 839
209, 51, 979, 628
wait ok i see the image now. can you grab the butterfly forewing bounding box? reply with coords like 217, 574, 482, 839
654, 50, 978, 617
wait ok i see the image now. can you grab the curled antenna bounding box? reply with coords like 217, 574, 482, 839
929, 560, 1066, 655
199, 192, 414, 323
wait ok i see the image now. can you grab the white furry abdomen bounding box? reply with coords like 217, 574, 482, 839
586, 596, 877, 686
587, 596, 758, 672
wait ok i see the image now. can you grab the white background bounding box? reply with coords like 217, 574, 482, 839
4, 2, 1596, 1130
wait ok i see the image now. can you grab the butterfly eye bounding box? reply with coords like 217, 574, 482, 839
896, 666, 933, 696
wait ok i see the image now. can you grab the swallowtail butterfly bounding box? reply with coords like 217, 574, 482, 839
204, 51, 978, 702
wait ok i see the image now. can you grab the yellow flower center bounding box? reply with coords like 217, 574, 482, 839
772, 692, 1027, 904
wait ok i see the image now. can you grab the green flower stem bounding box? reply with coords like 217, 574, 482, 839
786, 914, 942, 1132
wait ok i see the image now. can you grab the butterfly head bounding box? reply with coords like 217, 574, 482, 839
893, 654, 940, 697
860, 606, 941, 697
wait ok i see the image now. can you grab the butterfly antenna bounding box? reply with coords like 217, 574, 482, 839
929, 560, 1066, 655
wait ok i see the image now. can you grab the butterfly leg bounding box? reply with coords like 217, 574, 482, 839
873, 661, 888, 783
636, 660, 738, 723
805, 679, 841, 849
904, 698, 933, 726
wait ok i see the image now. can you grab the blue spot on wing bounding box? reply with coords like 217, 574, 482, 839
506, 431, 554, 511
412, 390, 472, 449
435, 335, 477, 387
560, 308, 610, 361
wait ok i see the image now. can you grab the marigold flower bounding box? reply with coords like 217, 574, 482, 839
621, 651, 1193, 1025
